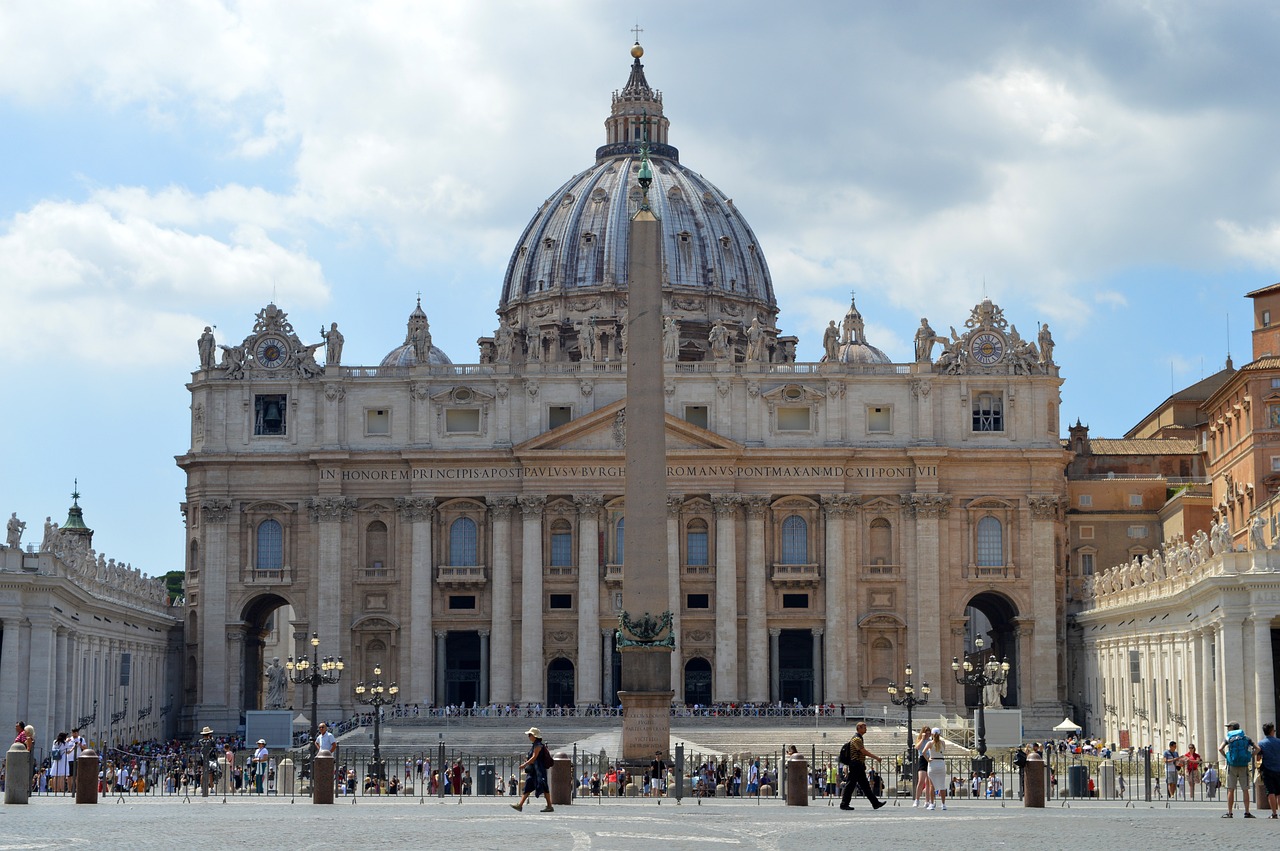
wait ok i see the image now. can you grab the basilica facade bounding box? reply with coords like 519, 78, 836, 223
180, 44, 1070, 735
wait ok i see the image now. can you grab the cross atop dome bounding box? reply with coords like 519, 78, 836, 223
599, 40, 677, 162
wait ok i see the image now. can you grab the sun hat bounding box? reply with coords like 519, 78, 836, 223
200, 726, 213, 735
525, 727, 541, 738
257, 738, 266, 745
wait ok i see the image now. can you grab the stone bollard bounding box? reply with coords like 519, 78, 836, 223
549, 752, 573, 806
761, 783, 774, 797
785, 755, 809, 806
1098, 761, 1115, 800
218, 755, 232, 795
312, 750, 335, 804
1023, 752, 1046, 808
75, 748, 99, 804
278, 758, 295, 796
5, 743, 32, 804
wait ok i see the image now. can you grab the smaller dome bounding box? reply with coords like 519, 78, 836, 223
837, 340, 891, 365
380, 299, 453, 367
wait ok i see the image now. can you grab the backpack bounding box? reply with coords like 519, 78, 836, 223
838, 740, 852, 766
536, 743, 554, 770
1225, 732, 1252, 767
51, 745, 62, 761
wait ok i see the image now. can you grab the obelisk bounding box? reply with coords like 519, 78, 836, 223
617, 118, 674, 764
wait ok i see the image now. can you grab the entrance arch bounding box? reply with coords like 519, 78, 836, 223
547, 658, 575, 707
961, 591, 1019, 707
684, 657, 712, 705
239, 593, 295, 716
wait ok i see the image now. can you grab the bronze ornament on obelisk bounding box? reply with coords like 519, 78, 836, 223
617, 110, 675, 765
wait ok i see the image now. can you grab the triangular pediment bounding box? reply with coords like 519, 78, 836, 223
514, 399, 744, 453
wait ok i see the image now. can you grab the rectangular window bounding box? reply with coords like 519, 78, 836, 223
1078, 494, 1093, 507
548, 593, 573, 610
550, 532, 573, 567
1128, 494, 1142, 507
445, 408, 481, 433
1080, 553, 1095, 575
253, 394, 287, 436
683, 405, 709, 429
365, 409, 390, 436
1079, 525, 1095, 539
1129, 649, 1141, 685
867, 405, 892, 433
782, 593, 809, 609
448, 595, 476, 610
972, 393, 1004, 432
1127, 525, 1148, 538
777, 407, 811, 431
686, 593, 710, 609
1271, 456, 1280, 473
1265, 310, 1272, 328
1270, 405, 1280, 428
686, 529, 709, 566
549, 406, 572, 429
120, 652, 132, 687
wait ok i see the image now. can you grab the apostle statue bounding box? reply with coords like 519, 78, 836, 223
264, 657, 287, 709
709, 320, 732, 361
5, 513, 24, 549
197, 326, 217, 370
663, 316, 680, 360
323, 322, 344, 366
822, 320, 840, 361
982, 658, 1007, 708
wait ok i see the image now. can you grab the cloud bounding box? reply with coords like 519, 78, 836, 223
1218, 220, 1280, 268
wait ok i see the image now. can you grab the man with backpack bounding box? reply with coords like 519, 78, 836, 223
1218, 721, 1258, 818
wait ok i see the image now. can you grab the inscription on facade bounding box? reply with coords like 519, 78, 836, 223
321, 464, 938, 482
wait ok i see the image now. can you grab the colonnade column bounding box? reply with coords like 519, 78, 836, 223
769, 628, 781, 703
479, 629, 490, 705
1028, 497, 1064, 708
55, 628, 70, 733
519, 496, 546, 704
398, 496, 435, 706
226, 629, 244, 722
711, 494, 740, 703
310, 496, 355, 716
23, 616, 54, 740
667, 497, 684, 696
821, 494, 856, 703
743, 495, 770, 703
435, 630, 447, 704
906, 493, 950, 693
0, 618, 19, 728
812, 629, 824, 705
199, 499, 232, 727
576, 495, 603, 707
602, 628, 615, 705
1200, 628, 1219, 749
1220, 618, 1244, 744
489, 497, 517, 704
1255, 616, 1275, 731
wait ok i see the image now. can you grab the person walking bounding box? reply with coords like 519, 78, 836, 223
1163, 741, 1181, 799
838, 721, 886, 811
912, 725, 931, 808
1183, 744, 1202, 800
922, 728, 949, 811
511, 726, 553, 813
1219, 721, 1258, 818
1257, 722, 1280, 819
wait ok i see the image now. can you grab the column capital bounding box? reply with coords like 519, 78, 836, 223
396, 496, 436, 522
900, 493, 951, 518
518, 495, 546, 517
741, 494, 770, 517
575, 494, 605, 513
478, 629, 490, 638
434, 630, 448, 640
200, 499, 234, 524
489, 496, 518, 519
712, 494, 741, 516
769, 627, 782, 638
308, 496, 357, 523
820, 493, 859, 516
1027, 495, 1066, 520
666, 495, 684, 516
812, 628, 824, 637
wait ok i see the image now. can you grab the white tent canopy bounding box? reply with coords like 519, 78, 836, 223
1052, 717, 1082, 732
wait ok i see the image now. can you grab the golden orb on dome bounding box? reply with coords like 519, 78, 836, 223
631, 42, 644, 59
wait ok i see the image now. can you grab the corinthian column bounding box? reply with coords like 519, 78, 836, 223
743, 495, 770, 702
397, 496, 435, 704
712, 494, 740, 702
198, 498, 233, 728
576, 495, 604, 706
309, 495, 356, 714
1028, 495, 1064, 708
489, 497, 517, 704
667, 496, 684, 695
903, 492, 950, 694
821, 494, 857, 703
519, 495, 546, 703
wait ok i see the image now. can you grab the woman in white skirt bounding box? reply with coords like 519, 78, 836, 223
921, 728, 948, 810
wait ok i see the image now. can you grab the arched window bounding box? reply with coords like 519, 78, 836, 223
449, 517, 477, 565
256, 520, 283, 570
189, 540, 201, 574
781, 515, 808, 564
869, 518, 891, 565
976, 516, 1003, 567
550, 519, 573, 567
871, 637, 894, 685
366, 520, 388, 573
615, 517, 625, 564
686, 518, 709, 566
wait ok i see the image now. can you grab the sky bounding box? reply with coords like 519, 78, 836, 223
2, 0, 1278, 576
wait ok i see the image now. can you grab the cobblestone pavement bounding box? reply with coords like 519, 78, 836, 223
2, 796, 1275, 850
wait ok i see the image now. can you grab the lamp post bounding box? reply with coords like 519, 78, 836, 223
952, 636, 1009, 775
286, 632, 343, 774
886, 663, 930, 776
354, 664, 398, 781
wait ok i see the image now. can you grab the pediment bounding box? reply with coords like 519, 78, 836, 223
858, 613, 906, 629
965, 497, 1017, 510
241, 500, 294, 514
429, 385, 496, 406
858, 496, 901, 512
761, 383, 825, 404
514, 399, 744, 453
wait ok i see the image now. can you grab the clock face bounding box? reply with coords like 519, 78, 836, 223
969, 332, 1005, 366
255, 336, 289, 369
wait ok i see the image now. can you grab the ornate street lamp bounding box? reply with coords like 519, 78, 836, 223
354, 664, 398, 781
952, 636, 1009, 775
77, 699, 98, 730
286, 632, 343, 774
887, 663, 930, 774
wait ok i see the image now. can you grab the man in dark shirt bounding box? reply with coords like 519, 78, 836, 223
650, 751, 667, 796
839, 722, 886, 811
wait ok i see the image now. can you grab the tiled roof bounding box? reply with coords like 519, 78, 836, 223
1063, 437, 1200, 455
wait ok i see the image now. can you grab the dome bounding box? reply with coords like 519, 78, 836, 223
834, 295, 891, 365
497, 44, 779, 349
380, 300, 453, 367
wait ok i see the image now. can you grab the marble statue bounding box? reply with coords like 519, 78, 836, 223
913, 318, 943, 363
745, 318, 766, 362
198, 326, 216, 370
1038, 323, 1055, 366
264, 657, 287, 709
662, 316, 679, 360
5, 513, 24, 549
709, 320, 731, 361
982, 658, 1007, 708
822, 320, 839, 361
218, 344, 247, 379
410, 318, 432, 364
524, 325, 540, 362
577, 320, 596, 362
494, 320, 515, 364
323, 323, 344, 366
1250, 515, 1267, 551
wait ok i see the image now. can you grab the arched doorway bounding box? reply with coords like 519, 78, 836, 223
684, 657, 712, 705
240, 593, 295, 716
547, 658, 575, 707
778, 629, 814, 705
961, 592, 1019, 707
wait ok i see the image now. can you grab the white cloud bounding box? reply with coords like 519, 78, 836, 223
1218, 220, 1280, 268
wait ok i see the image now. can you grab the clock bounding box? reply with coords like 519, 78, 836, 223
969, 332, 1005, 366
255, 336, 289, 369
